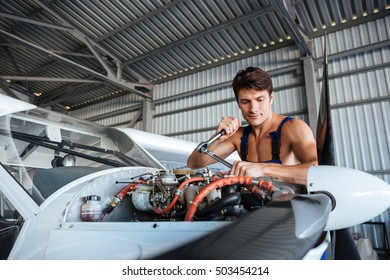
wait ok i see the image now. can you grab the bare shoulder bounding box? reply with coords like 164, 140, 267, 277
225, 126, 244, 148
286, 117, 309, 127
282, 117, 314, 140
231, 126, 244, 141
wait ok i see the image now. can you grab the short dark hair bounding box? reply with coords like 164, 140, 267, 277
232, 67, 273, 101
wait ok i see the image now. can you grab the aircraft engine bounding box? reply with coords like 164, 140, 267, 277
95, 168, 275, 222
75, 165, 390, 228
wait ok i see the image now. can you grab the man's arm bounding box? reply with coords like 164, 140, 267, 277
287, 118, 318, 166
229, 160, 316, 186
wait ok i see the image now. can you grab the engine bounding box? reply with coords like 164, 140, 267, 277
85, 168, 296, 223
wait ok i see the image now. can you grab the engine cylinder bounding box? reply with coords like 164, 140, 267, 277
131, 185, 154, 212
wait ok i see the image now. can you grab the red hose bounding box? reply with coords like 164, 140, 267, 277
153, 177, 205, 215
184, 176, 276, 221
246, 180, 274, 196
185, 176, 254, 221
245, 185, 266, 198
99, 180, 144, 221
117, 180, 144, 200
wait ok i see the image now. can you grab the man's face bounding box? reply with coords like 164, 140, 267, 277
237, 88, 274, 127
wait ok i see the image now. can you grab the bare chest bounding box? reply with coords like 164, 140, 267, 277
242, 134, 294, 163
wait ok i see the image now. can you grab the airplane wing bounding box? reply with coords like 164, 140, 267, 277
118, 127, 240, 171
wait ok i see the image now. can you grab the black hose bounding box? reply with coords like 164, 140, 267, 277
196, 192, 241, 217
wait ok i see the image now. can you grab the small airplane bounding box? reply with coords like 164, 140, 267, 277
1, 93, 390, 260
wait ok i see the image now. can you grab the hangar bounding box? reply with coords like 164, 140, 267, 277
0, 0, 389, 260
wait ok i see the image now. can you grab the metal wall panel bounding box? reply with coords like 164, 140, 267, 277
314, 17, 390, 59
313, 16, 390, 259
157, 79, 307, 142
332, 102, 390, 172
154, 44, 301, 99
69, 93, 144, 123
313, 17, 390, 176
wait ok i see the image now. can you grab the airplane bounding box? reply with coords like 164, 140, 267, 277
1, 93, 390, 260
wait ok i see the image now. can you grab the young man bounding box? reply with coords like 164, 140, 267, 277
187, 67, 318, 186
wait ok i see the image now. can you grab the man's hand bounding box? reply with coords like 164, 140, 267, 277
217, 117, 241, 141
230, 160, 266, 177
187, 116, 240, 170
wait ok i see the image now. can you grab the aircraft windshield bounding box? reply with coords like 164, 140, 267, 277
0, 107, 164, 205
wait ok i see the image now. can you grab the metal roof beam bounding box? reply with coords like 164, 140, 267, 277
32, 0, 151, 85
0, 43, 96, 59
127, 109, 143, 128
97, 0, 184, 42
0, 29, 152, 99
0, 11, 73, 32
32, 0, 119, 62
270, 0, 312, 56
36, 82, 100, 105
2, 46, 22, 76
123, 5, 274, 67
83, 37, 116, 79
156, 40, 293, 84
43, 84, 107, 107
1, 44, 30, 96
0, 76, 103, 84
32, 0, 116, 81
0, 78, 20, 99
1, 0, 153, 95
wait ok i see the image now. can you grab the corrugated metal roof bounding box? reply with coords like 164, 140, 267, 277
0, 0, 389, 110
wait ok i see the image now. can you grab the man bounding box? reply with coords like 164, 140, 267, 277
187, 67, 318, 186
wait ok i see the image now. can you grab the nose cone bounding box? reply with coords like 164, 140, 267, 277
307, 165, 390, 231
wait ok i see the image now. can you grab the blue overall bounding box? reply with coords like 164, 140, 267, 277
239, 116, 293, 163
